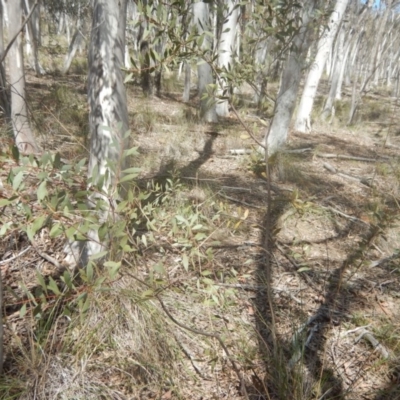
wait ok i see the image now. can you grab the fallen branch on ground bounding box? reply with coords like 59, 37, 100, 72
322, 162, 373, 187
317, 153, 389, 162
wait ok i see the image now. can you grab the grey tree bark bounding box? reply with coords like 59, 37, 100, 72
193, 0, 217, 123
84, 0, 129, 260
6, 0, 39, 154
294, 0, 349, 133
215, 0, 238, 117
62, 3, 86, 75
321, 24, 345, 120
0, 0, 9, 118
0, 3, 3, 359
263, 0, 318, 155
23, 0, 44, 75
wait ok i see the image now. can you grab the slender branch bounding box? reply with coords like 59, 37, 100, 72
0, 246, 31, 266
122, 263, 249, 400
0, 1, 39, 64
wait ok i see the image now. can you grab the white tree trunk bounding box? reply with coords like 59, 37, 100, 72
62, 28, 85, 74
215, 0, 238, 117
85, 0, 129, 260
294, 0, 349, 133
62, 2, 85, 74
321, 25, 345, 119
23, 0, 44, 75
263, 0, 317, 156
0, 0, 9, 117
193, 0, 217, 123
7, 0, 39, 154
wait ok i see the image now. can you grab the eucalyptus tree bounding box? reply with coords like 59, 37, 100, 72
347, 0, 395, 124
321, 24, 347, 120
264, 0, 320, 155
215, 0, 239, 117
62, 2, 88, 74
294, 0, 349, 133
24, 0, 44, 75
193, 0, 217, 123
83, 0, 129, 260
0, 0, 9, 118
6, 0, 39, 154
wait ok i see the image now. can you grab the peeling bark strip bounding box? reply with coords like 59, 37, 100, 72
85, 0, 129, 259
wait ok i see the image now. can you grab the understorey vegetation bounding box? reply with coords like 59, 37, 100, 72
0, 1, 400, 399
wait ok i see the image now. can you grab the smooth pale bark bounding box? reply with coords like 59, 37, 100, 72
368, 0, 393, 90
322, 25, 345, 119
294, 0, 349, 133
180, 2, 192, 102
62, 27, 85, 74
254, 38, 268, 108
0, 0, 9, 118
263, 0, 317, 156
215, 0, 238, 117
7, 0, 39, 154
335, 29, 353, 99
193, 1, 217, 123
85, 0, 129, 260
0, 3, 3, 369
62, 3, 86, 74
23, 0, 44, 75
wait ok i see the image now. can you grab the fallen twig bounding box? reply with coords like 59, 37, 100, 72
217, 191, 265, 209
122, 263, 250, 400
354, 328, 391, 359
317, 153, 388, 162
217, 283, 303, 304
322, 162, 373, 186
0, 246, 32, 266
320, 204, 370, 226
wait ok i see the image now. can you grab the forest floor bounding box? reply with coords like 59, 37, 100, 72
0, 69, 400, 400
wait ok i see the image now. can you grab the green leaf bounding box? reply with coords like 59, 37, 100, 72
297, 266, 311, 273
81, 295, 90, 313
123, 147, 139, 157
47, 277, 61, 295
182, 254, 189, 271
53, 152, 62, 169
49, 223, 63, 238
12, 171, 24, 191
124, 72, 133, 83
37, 181, 48, 201
141, 289, 154, 298
122, 167, 142, 175
84, 263, 92, 283
195, 232, 207, 241
89, 250, 108, 260
104, 261, 121, 279
62, 270, 73, 290
153, 262, 165, 275
120, 173, 140, 183
0, 199, 11, 207
36, 271, 48, 294
0, 221, 12, 236
20, 303, 27, 318
11, 145, 20, 163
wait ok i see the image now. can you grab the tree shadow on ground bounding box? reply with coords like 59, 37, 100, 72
248, 172, 388, 399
